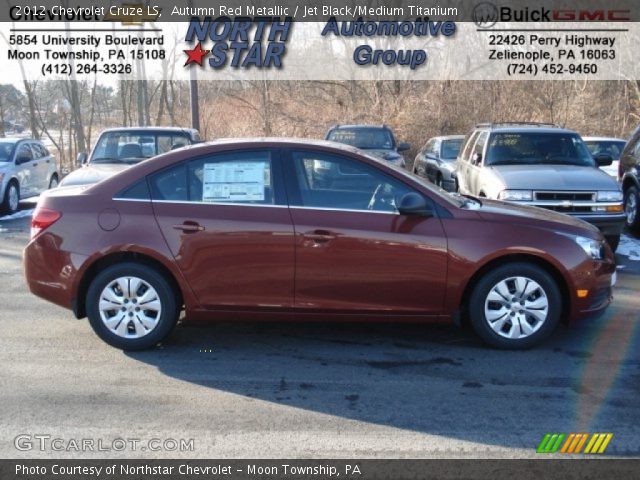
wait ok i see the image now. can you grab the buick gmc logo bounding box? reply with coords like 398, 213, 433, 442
473, 2, 499, 28
473, 2, 630, 28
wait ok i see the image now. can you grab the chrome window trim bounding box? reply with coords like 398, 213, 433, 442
113, 197, 400, 214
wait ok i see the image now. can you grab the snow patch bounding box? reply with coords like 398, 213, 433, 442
0, 209, 34, 221
617, 234, 640, 261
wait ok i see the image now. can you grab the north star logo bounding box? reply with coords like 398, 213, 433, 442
183, 17, 292, 69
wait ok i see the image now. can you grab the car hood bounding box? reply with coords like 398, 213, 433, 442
476, 197, 600, 235
488, 164, 618, 190
59, 163, 129, 187
363, 149, 403, 161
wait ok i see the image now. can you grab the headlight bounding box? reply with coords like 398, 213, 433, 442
575, 235, 604, 260
596, 190, 623, 202
498, 190, 533, 201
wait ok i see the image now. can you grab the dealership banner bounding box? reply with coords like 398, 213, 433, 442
0, 0, 639, 81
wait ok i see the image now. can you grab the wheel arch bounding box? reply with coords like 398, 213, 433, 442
622, 174, 639, 193
458, 253, 571, 325
73, 251, 187, 319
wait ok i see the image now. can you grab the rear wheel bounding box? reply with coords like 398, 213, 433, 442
48, 174, 58, 189
624, 185, 640, 231
86, 263, 179, 350
468, 263, 561, 349
1, 181, 19, 215
436, 173, 443, 188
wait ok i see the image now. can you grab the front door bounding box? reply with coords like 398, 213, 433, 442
285, 149, 448, 314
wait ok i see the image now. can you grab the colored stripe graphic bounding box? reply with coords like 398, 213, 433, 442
541, 433, 613, 454
537, 433, 565, 453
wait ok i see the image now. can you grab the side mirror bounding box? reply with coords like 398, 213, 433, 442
76, 152, 87, 166
594, 153, 613, 167
397, 142, 411, 152
471, 152, 482, 165
397, 192, 433, 217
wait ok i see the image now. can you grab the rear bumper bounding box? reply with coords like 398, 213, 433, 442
23, 234, 87, 313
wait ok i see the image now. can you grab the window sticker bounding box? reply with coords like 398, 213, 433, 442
202, 161, 266, 202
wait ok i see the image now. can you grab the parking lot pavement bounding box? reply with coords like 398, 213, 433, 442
0, 212, 639, 459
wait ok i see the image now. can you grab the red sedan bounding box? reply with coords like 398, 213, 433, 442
23, 139, 616, 350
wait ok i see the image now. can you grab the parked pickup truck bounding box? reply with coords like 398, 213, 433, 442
455, 123, 625, 251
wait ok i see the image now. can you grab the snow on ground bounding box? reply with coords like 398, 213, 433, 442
0, 209, 34, 221
617, 234, 640, 261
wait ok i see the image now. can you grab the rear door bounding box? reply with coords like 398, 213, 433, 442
13, 142, 35, 196
29, 142, 51, 191
284, 148, 448, 315
150, 149, 295, 310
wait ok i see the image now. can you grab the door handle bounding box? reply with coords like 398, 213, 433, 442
32, 162, 38, 166
173, 222, 205, 233
303, 229, 336, 243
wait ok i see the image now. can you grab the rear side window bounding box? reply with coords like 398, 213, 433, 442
148, 150, 274, 205
461, 131, 479, 162
117, 179, 150, 200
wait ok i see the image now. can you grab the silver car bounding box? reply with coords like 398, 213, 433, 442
455, 123, 625, 251
0, 138, 58, 214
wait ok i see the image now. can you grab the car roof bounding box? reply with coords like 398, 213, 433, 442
582, 136, 626, 142
431, 135, 465, 141
0, 137, 38, 143
99, 127, 199, 135
480, 127, 577, 134
329, 124, 390, 130
190, 137, 366, 155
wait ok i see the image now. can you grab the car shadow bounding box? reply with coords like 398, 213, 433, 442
125, 304, 640, 452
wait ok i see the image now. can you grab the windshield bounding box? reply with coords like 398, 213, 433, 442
90, 132, 191, 164
485, 132, 596, 167
441, 139, 463, 159
328, 128, 394, 150
0, 142, 16, 162
584, 140, 626, 160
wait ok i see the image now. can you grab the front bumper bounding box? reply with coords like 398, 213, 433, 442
574, 213, 626, 236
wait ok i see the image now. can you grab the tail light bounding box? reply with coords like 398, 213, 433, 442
31, 207, 61, 239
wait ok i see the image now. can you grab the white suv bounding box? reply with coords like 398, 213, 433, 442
0, 138, 59, 214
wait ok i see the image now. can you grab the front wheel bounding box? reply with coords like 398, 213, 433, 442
605, 234, 620, 253
624, 185, 640, 231
86, 263, 179, 350
468, 263, 561, 349
1, 181, 20, 215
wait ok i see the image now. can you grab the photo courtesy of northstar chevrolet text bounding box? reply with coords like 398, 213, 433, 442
0, 0, 639, 478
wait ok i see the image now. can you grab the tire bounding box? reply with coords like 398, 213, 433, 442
86, 263, 179, 350
468, 263, 561, 349
48, 174, 59, 189
624, 185, 640, 232
436, 173, 443, 188
1, 180, 20, 215
605, 234, 620, 253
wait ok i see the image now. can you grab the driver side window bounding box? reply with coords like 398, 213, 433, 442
291, 151, 412, 213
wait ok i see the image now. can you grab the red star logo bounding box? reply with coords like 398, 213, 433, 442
184, 42, 210, 67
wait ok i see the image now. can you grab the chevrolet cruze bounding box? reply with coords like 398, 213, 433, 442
23, 139, 616, 350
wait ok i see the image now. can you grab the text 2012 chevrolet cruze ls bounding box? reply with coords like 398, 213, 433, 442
24, 139, 616, 350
